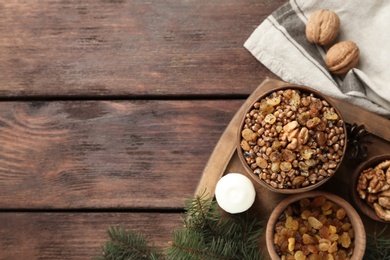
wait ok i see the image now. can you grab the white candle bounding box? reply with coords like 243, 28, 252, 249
215, 173, 256, 214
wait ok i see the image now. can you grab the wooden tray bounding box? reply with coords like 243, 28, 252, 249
195, 78, 390, 259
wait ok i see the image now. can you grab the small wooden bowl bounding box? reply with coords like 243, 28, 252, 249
266, 191, 366, 260
350, 154, 390, 222
237, 85, 347, 194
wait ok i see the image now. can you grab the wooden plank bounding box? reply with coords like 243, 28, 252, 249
0, 0, 285, 97
0, 100, 243, 209
0, 212, 182, 260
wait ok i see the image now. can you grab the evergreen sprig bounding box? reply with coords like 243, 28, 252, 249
165, 190, 263, 259
95, 190, 264, 260
364, 227, 390, 260
95, 226, 162, 260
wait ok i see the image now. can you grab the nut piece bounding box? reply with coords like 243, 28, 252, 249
373, 203, 390, 221
306, 9, 340, 46
325, 41, 360, 75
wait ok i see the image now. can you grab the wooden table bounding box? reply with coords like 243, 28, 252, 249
0, 0, 288, 259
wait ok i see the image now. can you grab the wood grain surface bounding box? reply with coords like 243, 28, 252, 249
0, 0, 290, 258
0, 0, 284, 98
0, 100, 243, 209
0, 212, 182, 260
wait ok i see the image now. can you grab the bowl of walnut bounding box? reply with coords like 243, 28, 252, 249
352, 154, 390, 222
237, 86, 347, 194
266, 191, 366, 260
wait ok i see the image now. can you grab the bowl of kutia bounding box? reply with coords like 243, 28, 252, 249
237, 86, 347, 194
266, 191, 366, 260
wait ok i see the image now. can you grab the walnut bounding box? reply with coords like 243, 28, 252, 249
375, 160, 390, 184
357, 160, 390, 220
325, 41, 360, 75
357, 167, 386, 198
298, 127, 309, 145
373, 203, 390, 221
378, 189, 390, 209
367, 194, 378, 203
378, 197, 390, 209
367, 168, 386, 193
305, 9, 340, 46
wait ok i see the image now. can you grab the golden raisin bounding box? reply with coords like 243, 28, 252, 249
306, 117, 321, 129
256, 157, 268, 168
324, 111, 339, 120
336, 208, 346, 220
280, 161, 292, 172
267, 96, 281, 106
270, 151, 282, 162
242, 128, 255, 141
282, 149, 296, 162
264, 114, 277, 124
294, 250, 306, 260
298, 112, 311, 125
260, 103, 274, 115
339, 232, 351, 248
308, 217, 323, 229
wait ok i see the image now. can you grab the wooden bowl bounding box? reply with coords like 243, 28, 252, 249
350, 154, 390, 222
266, 191, 366, 260
237, 85, 347, 194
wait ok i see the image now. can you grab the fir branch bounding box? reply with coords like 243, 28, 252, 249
95, 226, 162, 260
165, 190, 263, 260
365, 226, 390, 260
95, 190, 264, 260
182, 189, 220, 230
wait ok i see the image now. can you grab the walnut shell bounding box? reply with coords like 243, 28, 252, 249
325, 41, 359, 75
306, 9, 340, 46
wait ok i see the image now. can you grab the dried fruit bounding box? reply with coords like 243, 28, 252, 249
280, 161, 292, 172
292, 176, 306, 187
256, 157, 268, 168
298, 112, 311, 126
264, 114, 277, 124
316, 131, 327, 146
273, 196, 354, 259
305, 9, 340, 46
270, 151, 282, 162
339, 232, 351, 248
260, 102, 274, 115
308, 216, 323, 229
325, 41, 360, 75
324, 111, 339, 121
267, 96, 281, 106
242, 129, 255, 141
240, 140, 250, 151
240, 89, 345, 190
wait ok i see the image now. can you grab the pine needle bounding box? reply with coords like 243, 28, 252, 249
364, 226, 390, 260
95, 189, 264, 260
164, 190, 263, 260
95, 226, 162, 260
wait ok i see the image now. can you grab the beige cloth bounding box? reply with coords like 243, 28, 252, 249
244, 0, 390, 118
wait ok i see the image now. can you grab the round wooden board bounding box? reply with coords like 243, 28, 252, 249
196, 77, 390, 259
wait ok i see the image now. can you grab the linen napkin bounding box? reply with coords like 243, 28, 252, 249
244, 0, 390, 118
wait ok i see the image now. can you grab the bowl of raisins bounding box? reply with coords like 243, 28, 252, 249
266, 191, 365, 259
237, 85, 347, 194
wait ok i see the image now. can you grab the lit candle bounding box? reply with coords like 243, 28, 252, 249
215, 173, 256, 214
